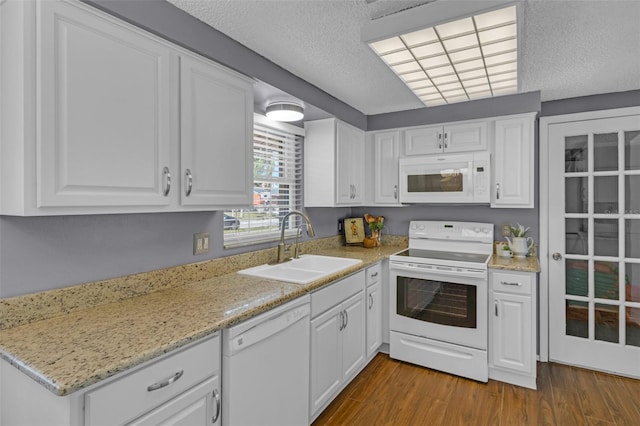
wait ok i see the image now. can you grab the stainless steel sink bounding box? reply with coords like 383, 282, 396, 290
237, 254, 362, 284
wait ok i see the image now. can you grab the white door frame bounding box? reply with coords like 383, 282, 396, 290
539, 106, 640, 362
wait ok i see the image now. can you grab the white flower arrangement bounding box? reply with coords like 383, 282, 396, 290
509, 223, 530, 237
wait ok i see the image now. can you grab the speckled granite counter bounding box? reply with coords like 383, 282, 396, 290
0, 238, 405, 396
489, 254, 540, 273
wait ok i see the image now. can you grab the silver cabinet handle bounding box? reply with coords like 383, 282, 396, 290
438, 132, 442, 149
495, 300, 498, 317
211, 388, 221, 424
163, 166, 171, 196
370, 272, 378, 278
369, 293, 373, 310
339, 311, 344, 331
344, 309, 348, 329
147, 370, 183, 392
500, 281, 522, 287
552, 252, 563, 261
444, 132, 448, 149
394, 184, 398, 200
185, 169, 193, 197
496, 183, 500, 200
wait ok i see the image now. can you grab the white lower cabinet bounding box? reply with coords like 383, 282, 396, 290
365, 263, 383, 358
0, 334, 221, 426
310, 271, 366, 420
489, 270, 537, 389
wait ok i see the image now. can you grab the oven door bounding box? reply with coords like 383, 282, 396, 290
390, 261, 487, 350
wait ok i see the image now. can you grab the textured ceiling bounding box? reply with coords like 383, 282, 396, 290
168, 0, 640, 116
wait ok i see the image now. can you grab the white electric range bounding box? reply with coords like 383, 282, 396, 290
389, 220, 494, 382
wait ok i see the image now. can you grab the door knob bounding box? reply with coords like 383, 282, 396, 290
552, 252, 562, 261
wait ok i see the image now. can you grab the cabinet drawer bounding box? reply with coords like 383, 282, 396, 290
366, 263, 381, 287
491, 271, 532, 295
85, 335, 220, 426
312, 271, 364, 318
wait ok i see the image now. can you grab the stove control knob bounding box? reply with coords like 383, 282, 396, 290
418, 224, 425, 230
474, 227, 480, 233
483, 228, 490, 233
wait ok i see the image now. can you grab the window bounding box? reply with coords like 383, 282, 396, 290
224, 114, 303, 247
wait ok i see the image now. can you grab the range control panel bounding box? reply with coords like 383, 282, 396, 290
409, 220, 494, 244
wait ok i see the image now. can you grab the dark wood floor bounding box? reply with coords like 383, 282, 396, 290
312, 353, 640, 425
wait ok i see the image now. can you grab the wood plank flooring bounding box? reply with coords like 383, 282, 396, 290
312, 353, 640, 426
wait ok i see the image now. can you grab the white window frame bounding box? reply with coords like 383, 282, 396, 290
224, 114, 305, 248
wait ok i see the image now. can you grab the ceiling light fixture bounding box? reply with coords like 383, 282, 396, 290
265, 101, 304, 122
363, 1, 519, 107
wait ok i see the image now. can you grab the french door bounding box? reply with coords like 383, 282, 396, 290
548, 112, 640, 377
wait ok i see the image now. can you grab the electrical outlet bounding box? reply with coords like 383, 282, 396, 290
193, 232, 209, 255
338, 219, 343, 234
501, 223, 511, 237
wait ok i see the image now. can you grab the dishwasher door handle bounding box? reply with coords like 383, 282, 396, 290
229, 304, 310, 354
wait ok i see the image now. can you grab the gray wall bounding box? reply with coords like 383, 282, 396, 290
0, 208, 347, 298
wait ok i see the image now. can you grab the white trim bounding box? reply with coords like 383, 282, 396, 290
538, 105, 640, 363
254, 113, 305, 137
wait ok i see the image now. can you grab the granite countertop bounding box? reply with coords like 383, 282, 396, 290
0, 242, 403, 397
488, 254, 541, 273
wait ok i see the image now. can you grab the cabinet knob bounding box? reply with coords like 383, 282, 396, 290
552, 252, 563, 261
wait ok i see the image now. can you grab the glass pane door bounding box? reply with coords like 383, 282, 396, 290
549, 115, 640, 378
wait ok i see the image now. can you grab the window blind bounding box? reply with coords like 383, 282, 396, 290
224, 118, 303, 247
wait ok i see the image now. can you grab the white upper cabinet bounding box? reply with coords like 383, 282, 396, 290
179, 54, 253, 207
40, 0, 173, 209
373, 131, 401, 205
0, 0, 253, 215
404, 121, 487, 155
491, 113, 536, 208
304, 118, 365, 207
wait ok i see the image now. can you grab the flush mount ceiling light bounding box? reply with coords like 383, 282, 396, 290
265, 101, 304, 122
363, 1, 520, 107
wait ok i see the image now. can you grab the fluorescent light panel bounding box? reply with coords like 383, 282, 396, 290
369, 5, 518, 107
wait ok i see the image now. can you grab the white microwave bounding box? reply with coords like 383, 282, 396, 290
399, 152, 490, 204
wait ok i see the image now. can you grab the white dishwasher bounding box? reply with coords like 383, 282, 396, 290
222, 294, 310, 426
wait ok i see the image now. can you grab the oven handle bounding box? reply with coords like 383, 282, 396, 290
390, 262, 487, 280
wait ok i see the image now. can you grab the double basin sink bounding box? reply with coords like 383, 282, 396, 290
237, 254, 362, 285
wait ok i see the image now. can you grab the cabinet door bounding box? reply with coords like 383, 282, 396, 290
444, 121, 487, 152
336, 121, 365, 205
180, 54, 253, 207
366, 281, 382, 358
38, 1, 173, 207
341, 292, 366, 381
310, 304, 343, 416
127, 375, 220, 426
374, 131, 401, 204
492, 293, 533, 374
492, 115, 534, 208
404, 125, 443, 155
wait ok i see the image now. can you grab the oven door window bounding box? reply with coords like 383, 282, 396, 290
397, 276, 477, 328
407, 171, 464, 193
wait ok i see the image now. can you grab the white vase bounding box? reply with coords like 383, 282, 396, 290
505, 236, 533, 258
